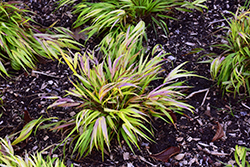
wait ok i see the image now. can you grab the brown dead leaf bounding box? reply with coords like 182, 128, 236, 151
23, 110, 32, 125
150, 146, 180, 162
169, 110, 177, 122
211, 122, 224, 142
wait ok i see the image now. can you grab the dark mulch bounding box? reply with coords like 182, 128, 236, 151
0, 0, 250, 166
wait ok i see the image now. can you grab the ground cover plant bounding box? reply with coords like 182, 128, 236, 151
63, 0, 207, 42
209, 8, 250, 96
223, 145, 250, 167
0, 1, 79, 77
0, 137, 66, 167
47, 22, 197, 159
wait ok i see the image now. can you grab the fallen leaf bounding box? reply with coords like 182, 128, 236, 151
169, 110, 177, 122
150, 146, 180, 162
23, 110, 32, 125
212, 122, 224, 142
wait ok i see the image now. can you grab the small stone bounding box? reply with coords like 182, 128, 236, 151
221, 39, 228, 44
127, 162, 134, 167
44, 136, 49, 141
176, 137, 184, 142
187, 136, 192, 142
167, 55, 176, 61
198, 142, 209, 147
182, 160, 188, 165
123, 152, 130, 160
175, 29, 180, 34
185, 42, 196, 46
69, 112, 76, 117
238, 140, 245, 145
48, 80, 53, 85
32, 145, 38, 151
240, 111, 247, 116
175, 153, 185, 160
228, 133, 236, 137
197, 144, 203, 151
192, 138, 201, 141
41, 151, 49, 155
188, 157, 197, 166
197, 119, 203, 126
40, 83, 47, 90
141, 142, 149, 147
190, 32, 198, 35
110, 154, 114, 160
203, 148, 211, 154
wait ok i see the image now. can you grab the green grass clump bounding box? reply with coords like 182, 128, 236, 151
222, 145, 250, 167
0, 137, 66, 167
47, 22, 196, 159
209, 9, 250, 96
59, 0, 206, 41
0, 1, 79, 77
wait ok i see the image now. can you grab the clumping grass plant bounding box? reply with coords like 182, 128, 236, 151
209, 8, 250, 95
0, 1, 79, 77
47, 22, 197, 159
61, 0, 207, 41
0, 137, 66, 167
222, 145, 250, 167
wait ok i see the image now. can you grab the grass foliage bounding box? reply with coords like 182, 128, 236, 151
210, 8, 250, 95
48, 22, 196, 159
68, 0, 207, 41
0, 1, 79, 77
0, 137, 66, 167
223, 145, 250, 167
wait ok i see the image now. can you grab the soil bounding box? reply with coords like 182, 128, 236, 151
0, 0, 250, 167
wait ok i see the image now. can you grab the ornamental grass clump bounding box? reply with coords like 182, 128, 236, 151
209, 9, 250, 95
0, 1, 79, 77
65, 0, 206, 41
222, 145, 250, 167
0, 137, 66, 167
48, 22, 196, 159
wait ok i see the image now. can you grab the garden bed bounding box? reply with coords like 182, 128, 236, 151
0, 0, 250, 166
